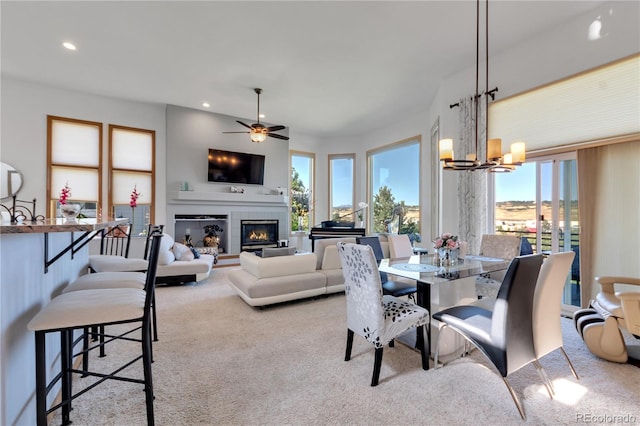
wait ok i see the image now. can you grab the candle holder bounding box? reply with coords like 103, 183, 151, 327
183, 227, 193, 247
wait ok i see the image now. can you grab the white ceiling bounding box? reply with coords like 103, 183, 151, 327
1, 1, 606, 138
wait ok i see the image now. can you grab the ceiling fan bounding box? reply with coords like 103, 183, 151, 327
223, 88, 289, 143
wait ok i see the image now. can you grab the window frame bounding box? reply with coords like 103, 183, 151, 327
47, 115, 103, 218
108, 124, 156, 235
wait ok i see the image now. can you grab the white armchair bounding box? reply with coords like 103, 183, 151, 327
574, 276, 640, 363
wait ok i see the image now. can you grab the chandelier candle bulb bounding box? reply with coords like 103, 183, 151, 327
488, 138, 502, 161
511, 142, 526, 164
439, 138, 453, 161
503, 152, 513, 165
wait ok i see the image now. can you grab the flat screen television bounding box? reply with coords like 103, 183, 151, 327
207, 149, 265, 185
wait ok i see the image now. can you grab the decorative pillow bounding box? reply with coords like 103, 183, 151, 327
190, 247, 201, 259
158, 234, 176, 265
261, 247, 297, 258
173, 242, 195, 261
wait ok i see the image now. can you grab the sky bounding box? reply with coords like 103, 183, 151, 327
495, 162, 537, 202
370, 143, 420, 205
495, 159, 578, 202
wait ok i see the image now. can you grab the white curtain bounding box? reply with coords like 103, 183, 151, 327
456, 95, 488, 254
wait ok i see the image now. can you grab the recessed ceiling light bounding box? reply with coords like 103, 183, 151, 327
259, 114, 265, 119
62, 42, 76, 50
202, 102, 210, 108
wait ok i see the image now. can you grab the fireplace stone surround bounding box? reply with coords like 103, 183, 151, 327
167, 191, 289, 255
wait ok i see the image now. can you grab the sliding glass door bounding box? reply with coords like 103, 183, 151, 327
494, 152, 579, 307
538, 153, 580, 306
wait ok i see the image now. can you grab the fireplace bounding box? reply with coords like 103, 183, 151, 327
240, 220, 279, 252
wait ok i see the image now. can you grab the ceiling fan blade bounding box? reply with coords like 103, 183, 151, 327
267, 125, 285, 132
222, 131, 250, 134
236, 120, 253, 130
268, 133, 290, 141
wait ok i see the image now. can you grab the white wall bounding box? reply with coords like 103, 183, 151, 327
164, 104, 290, 196
0, 77, 167, 223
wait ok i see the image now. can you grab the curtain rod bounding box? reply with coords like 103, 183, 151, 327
449, 87, 499, 109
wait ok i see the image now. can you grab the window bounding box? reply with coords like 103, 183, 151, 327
328, 154, 355, 223
47, 116, 102, 219
367, 136, 421, 235
109, 125, 155, 236
290, 150, 315, 231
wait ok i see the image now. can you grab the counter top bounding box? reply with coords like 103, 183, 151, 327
0, 218, 128, 234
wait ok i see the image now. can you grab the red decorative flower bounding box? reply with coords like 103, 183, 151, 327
130, 185, 141, 208
59, 182, 71, 205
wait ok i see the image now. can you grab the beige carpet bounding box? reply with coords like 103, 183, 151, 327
53, 269, 640, 425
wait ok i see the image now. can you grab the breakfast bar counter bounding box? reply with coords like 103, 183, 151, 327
0, 217, 127, 425
0, 217, 127, 234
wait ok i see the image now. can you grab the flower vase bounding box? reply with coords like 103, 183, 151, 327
359, 220, 364, 228
438, 248, 449, 266
438, 248, 459, 266
60, 204, 81, 223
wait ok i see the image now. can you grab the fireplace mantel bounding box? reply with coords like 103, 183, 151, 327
168, 191, 289, 207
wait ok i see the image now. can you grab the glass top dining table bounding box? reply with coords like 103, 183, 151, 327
378, 254, 511, 366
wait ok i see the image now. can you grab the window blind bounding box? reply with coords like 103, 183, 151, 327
489, 55, 639, 153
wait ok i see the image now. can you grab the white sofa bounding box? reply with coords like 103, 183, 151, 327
228, 237, 372, 307
90, 233, 217, 285
155, 234, 217, 285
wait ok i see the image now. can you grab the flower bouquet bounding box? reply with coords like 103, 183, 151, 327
433, 232, 459, 266
433, 233, 459, 250
59, 182, 80, 221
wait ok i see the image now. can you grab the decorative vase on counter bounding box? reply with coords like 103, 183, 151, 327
60, 204, 81, 222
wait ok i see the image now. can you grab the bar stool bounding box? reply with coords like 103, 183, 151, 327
27, 226, 164, 426
63, 271, 148, 373
67, 224, 164, 343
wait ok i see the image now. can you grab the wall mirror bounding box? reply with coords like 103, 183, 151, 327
1, 162, 24, 201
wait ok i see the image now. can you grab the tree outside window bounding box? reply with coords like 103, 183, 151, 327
290, 167, 311, 231
368, 137, 421, 238
290, 151, 314, 231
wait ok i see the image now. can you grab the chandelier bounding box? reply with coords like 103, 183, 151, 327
439, 0, 525, 172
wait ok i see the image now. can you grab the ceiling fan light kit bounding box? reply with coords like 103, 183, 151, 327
223, 88, 289, 143
439, 0, 525, 173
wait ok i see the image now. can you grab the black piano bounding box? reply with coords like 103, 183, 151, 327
309, 221, 366, 251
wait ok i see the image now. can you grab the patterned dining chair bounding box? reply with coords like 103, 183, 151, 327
475, 234, 522, 299
337, 242, 429, 386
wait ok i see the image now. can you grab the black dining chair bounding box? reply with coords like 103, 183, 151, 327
433, 254, 544, 419
357, 236, 417, 299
